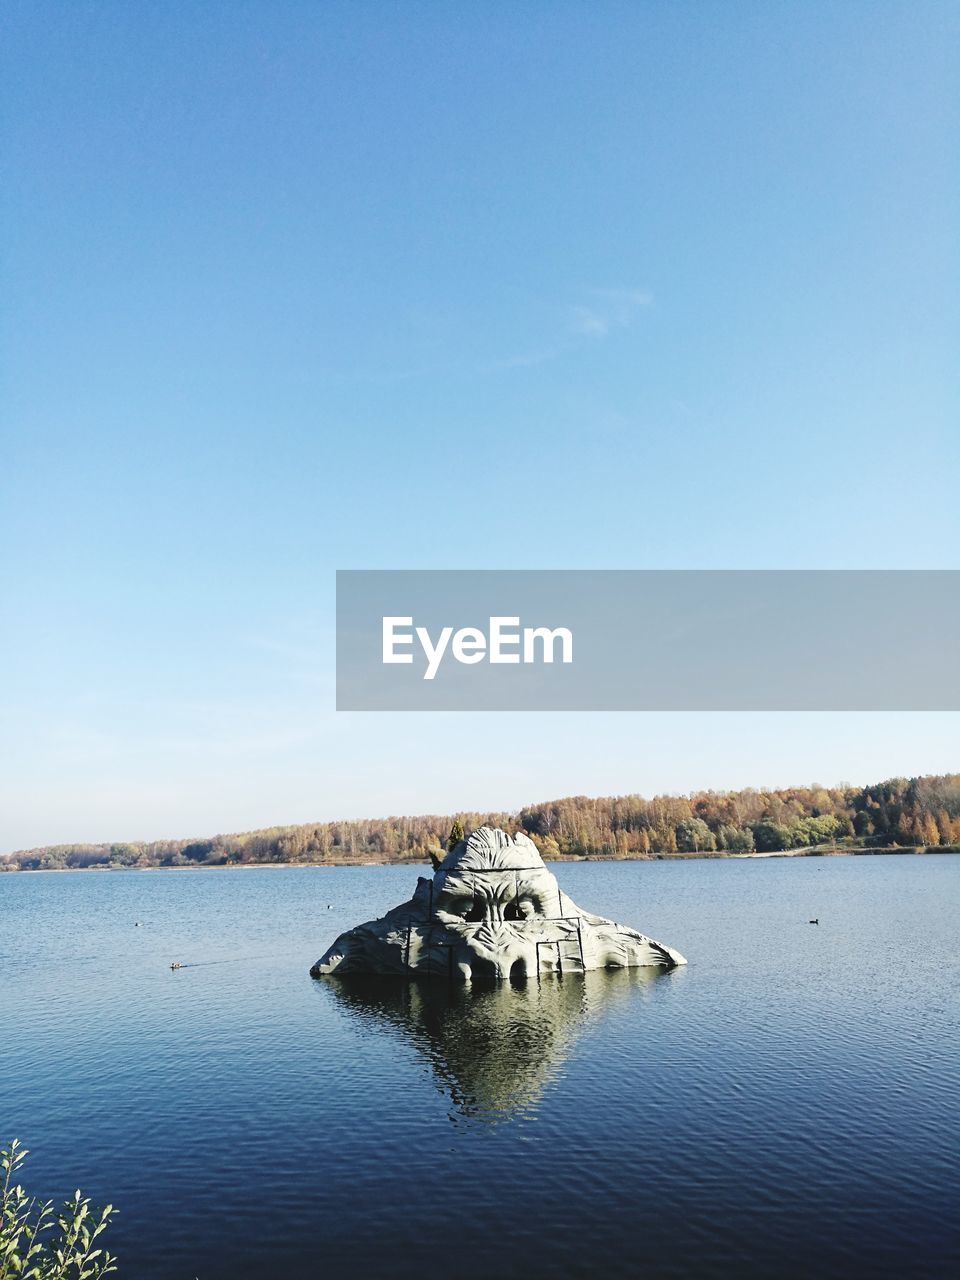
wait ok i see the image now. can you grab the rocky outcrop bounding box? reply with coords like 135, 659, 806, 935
311, 826, 686, 981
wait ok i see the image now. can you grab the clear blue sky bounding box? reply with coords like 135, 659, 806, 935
2, 1, 957, 852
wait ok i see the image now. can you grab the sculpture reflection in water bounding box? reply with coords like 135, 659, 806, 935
319, 966, 671, 1120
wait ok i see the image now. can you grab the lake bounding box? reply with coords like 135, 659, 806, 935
2, 855, 958, 1279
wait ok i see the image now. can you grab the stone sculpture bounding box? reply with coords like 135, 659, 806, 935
311, 826, 686, 981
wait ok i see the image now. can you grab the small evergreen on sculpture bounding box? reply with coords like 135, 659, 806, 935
311, 825, 686, 982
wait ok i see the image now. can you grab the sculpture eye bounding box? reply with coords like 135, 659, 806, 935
464, 892, 485, 922
504, 897, 537, 920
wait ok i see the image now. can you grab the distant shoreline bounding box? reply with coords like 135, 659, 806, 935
5, 845, 957, 873
6, 775, 958, 871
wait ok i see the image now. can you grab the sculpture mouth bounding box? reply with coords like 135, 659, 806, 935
461, 956, 500, 983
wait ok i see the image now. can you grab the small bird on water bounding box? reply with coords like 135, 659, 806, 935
809, 918, 819, 925
170, 961, 183, 970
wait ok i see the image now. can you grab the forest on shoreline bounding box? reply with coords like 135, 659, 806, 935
3, 773, 959, 872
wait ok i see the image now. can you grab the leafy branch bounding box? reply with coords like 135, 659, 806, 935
1, 1141, 117, 1280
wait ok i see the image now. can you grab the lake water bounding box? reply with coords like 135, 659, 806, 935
2, 856, 959, 1279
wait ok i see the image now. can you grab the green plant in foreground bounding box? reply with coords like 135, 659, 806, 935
1, 1140, 116, 1279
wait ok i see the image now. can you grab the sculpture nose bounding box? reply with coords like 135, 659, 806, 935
465, 890, 505, 924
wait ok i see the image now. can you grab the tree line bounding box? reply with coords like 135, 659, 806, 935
3, 773, 959, 872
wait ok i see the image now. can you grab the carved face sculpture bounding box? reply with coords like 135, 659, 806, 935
310, 824, 687, 981
433, 828, 563, 925
431, 828, 569, 979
